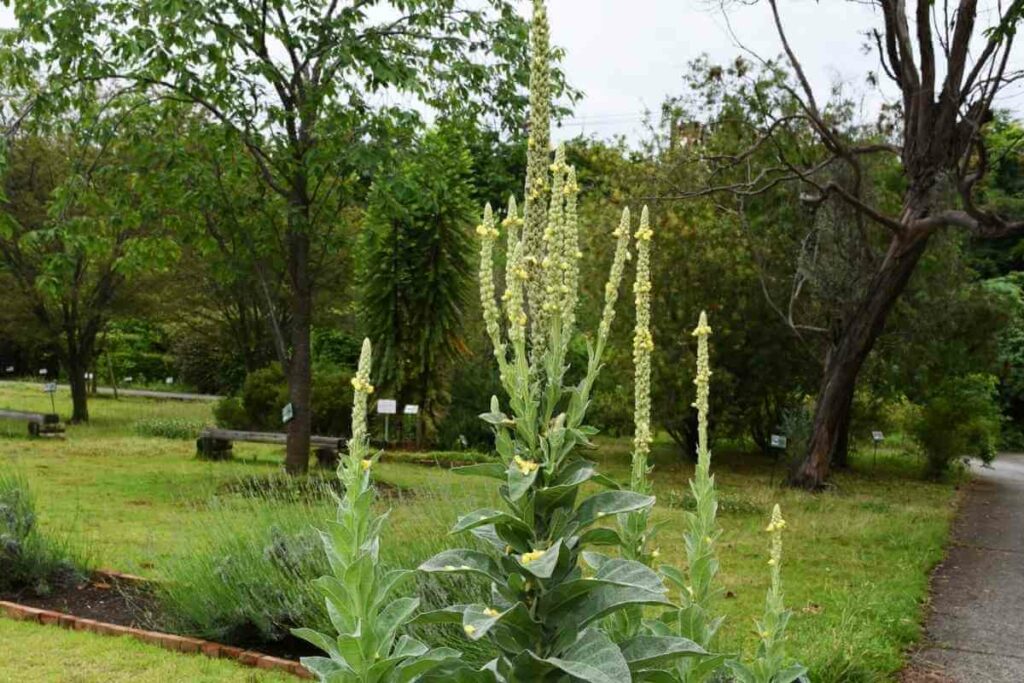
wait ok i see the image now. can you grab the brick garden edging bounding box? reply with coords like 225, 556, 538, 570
0, 596, 312, 679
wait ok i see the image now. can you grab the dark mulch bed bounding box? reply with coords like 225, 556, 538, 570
3, 571, 153, 630
2, 571, 318, 661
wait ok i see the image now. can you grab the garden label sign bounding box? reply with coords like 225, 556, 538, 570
377, 400, 397, 443
281, 402, 294, 424
770, 434, 787, 449
872, 431, 884, 442
403, 404, 419, 415
42, 382, 57, 414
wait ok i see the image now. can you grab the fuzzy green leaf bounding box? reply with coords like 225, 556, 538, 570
574, 491, 655, 528
420, 549, 504, 584
529, 627, 630, 683
620, 635, 709, 670
451, 508, 533, 537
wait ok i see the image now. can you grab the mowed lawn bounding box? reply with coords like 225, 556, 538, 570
0, 382, 958, 681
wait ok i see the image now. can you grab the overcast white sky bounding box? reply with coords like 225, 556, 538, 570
3, 1, 1021, 142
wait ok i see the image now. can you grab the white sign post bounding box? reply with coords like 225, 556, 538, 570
768, 434, 788, 487
872, 430, 884, 466
377, 400, 397, 443
42, 382, 57, 414
403, 404, 419, 415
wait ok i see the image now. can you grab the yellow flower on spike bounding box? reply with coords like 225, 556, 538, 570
463, 624, 476, 636
360, 459, 372, 471
483, 607, 500, 617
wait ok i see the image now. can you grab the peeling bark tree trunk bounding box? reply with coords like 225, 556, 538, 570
791, 231, 932, 488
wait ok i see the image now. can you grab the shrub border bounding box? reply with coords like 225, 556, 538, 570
0, 570, 311, 679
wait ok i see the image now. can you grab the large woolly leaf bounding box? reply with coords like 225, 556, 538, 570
574, 491, 655, 528
420, 549, 505, 584
298, 655, 349, 678
411, 605, 469, 625
375, 596, 420, 643
292, 627, 341, 660
392, 646, 463, 683
506, 458, 541, 501
620, 635, 709, 670
557, 584, 673, 628
543, 559, 666, 613
451, 508, 533, 537
529, 628, 630, 683
516, 540, 562, 578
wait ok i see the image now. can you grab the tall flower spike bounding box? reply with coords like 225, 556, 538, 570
693, 310, 712, 468
522, 0, 552, 364
665, 310, 724, 668
348, 338, 374, 461
540, 146, 568, 321
561, 165, 581, 343
631, 206, 653, 494
597, 208, 632, 353
477, 204, 509, 385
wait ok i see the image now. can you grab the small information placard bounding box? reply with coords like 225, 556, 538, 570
281, 402, 294, 424
5, 366, 14, 373
165, 377, 174, 385
872, 431, 884, 442
38, 368, 47, 376
403, 404, 419, 415
377, 399, 398, 415
770, 434, 788, 449
42, 382, 57, 394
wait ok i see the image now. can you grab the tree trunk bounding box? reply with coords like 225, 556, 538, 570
284, 212, 313, 475
791, 231, 931, 489
68, 360, 89, 423
830, 390, 854, 469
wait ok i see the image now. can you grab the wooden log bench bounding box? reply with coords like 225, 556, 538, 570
0, 409, 64, 437
196, 427, 346, 468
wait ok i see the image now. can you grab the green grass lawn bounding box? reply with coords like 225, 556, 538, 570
0, 618, 291, 682
0, 381, 958, 681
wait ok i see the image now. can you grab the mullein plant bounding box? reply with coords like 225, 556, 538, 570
652, 313, 729, 682
293, 340, 462, 682
727, 506, 808, 683
620, 207, 660, 562
416, 2, 717, 680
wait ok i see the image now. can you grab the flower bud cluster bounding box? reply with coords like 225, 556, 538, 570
631, 206, 653, 494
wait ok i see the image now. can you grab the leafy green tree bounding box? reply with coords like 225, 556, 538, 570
5, 0, 549, 472
0, 98, 178, 421
359, 127, 476, 442
683, 1, 1024, 488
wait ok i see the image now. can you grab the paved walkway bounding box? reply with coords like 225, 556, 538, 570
0, 380, 221, 402
906, 454, 1024, 682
